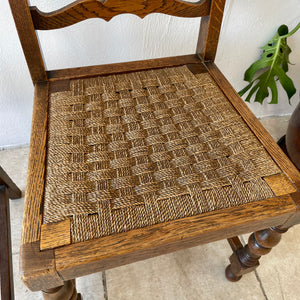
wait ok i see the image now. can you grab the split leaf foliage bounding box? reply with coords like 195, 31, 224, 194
239, 23, 300, 104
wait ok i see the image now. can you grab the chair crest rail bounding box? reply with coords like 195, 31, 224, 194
30, 0, 211, 30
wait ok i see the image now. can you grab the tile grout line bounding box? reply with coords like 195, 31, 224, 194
254, 270, 269, 300
102, 271, 108, 300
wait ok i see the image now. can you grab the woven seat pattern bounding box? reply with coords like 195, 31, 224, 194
44, 66, 281, 243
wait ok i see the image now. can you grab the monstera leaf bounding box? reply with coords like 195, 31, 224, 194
239, 23, 300, 104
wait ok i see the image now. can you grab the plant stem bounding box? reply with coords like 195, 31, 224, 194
282, 22, 300, 39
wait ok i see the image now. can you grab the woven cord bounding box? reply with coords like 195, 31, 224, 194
44, 66, 280, 243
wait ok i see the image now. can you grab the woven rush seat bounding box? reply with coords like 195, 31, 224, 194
44, 65, 280, 243
12, 1, 300, 296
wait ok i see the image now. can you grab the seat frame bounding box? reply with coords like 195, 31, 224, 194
9, 0, 300, 299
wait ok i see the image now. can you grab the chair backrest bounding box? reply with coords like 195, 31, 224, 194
9, 0, 226, 84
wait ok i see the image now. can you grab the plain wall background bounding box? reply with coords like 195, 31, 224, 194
0, 0, 299, 148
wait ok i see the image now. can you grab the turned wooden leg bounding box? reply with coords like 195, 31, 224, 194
225, 226, 288, 282
42, 280, 81, 300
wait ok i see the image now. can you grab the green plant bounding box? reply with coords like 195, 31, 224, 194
239, 22, 300, 104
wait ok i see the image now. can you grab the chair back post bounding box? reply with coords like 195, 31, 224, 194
196, 0, 226, 62
9, 0, 47, 84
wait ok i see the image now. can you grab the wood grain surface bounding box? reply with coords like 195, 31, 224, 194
55, 195, 296, 280
197, 0, 226, 61
41, 219, 71, 251
20, 242, 63, 291
264, 174, 297, 196
48, 55, 203, 80
31, 0, 210, 30
205, 62, 300, 190
22, 82, 49, 245
13, 0, 300, 294
281, 192, 300, 228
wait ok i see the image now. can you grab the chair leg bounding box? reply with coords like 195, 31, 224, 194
42, 280, 81, 300
225, 226, 288, 282
0, 185, 14, 300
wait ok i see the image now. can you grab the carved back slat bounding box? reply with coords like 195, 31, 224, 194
9, 0, 226, 84
31, 0, 211, 30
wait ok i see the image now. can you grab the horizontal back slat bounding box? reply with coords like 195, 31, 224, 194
30, 0, 211, 30
10, 0, 226, 84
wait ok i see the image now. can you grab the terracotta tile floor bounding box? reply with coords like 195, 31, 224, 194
1, 115, 300, 300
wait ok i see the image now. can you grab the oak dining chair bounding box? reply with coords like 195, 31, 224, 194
9, 0, 300, 299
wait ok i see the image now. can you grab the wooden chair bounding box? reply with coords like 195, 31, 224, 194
0, 167, 22, 300
9, 0, 300, 299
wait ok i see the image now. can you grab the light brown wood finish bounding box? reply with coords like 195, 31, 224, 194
205, 61, 300, 229
20, 59, 300, 291
20, 242, 63, 291
18, 58, 300, 293
48, 54, 203, 81
264, 174, 297, 196
8, 0, 47, 84
197, 0, 226, 61
21, 82, 49, 245
12, 0, 300, 296
41, 220, 71, 251
55, 195, 296, 281
30, 0, 210, 30
205, 62, 300, 190
281, 192, 300, 228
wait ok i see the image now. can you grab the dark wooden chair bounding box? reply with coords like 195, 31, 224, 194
9, 0, 300, 299
0, 166, 22, 300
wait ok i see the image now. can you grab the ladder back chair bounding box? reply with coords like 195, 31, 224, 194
9, 0, 300, 299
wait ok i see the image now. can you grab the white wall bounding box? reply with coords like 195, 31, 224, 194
218, 0, 300, 116
0, 0, 299, 148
